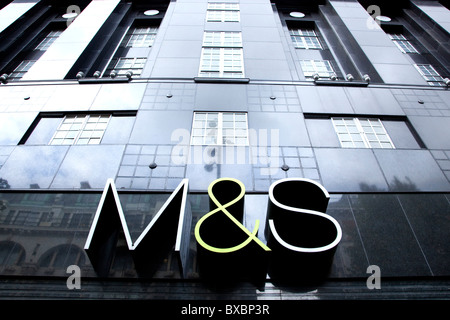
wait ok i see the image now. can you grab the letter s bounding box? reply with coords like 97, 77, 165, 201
265, 178, 342, 280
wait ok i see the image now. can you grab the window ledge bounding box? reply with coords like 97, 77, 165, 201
314, 79, 369, 87
78, 78, 131, 84
194, 77, 250, 84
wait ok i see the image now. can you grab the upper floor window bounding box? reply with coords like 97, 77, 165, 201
388, 33, 419, 54
414, 64, 446, 86
50, 114, 110, 145
203, 31, 242, 47
300, 60, 334, 79
123, 27, 158, 48
332, 117, 395, 149
109, 57, 147, 77
289, 28, 322, 50
191, 112, 249, 146
207, 2, 240, 22
8, 29, 63, 81
8, 60, 36, 81
199, 32, 244, 78
35, 30, 64, 50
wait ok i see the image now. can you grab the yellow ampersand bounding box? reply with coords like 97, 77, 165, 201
194, 177, 271, 253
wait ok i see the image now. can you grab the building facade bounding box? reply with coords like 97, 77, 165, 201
0, 0, 449, 300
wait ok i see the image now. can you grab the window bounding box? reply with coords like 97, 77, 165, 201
110, 57, 147, 77
8, 60, 36, 81
191, 112, 248, 146
203, 31, 242, 47
414, 64, 446, 86
300, 60, 334, 79
207, 2, 240, 10
332, 117, 395, 149
199, 32, 244, 78
124, 27, 158, 48
50, 114, 110, 145
35, 30, 63, 51
289, 28, 322, 49
207, 2, 240, 22
8, 29, 63, 81
388, 33, 419, 54
102, 19, 159, 78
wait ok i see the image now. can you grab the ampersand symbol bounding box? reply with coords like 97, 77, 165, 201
195, 178, 271, 253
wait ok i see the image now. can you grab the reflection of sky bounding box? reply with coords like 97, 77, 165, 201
51, 145, 125, 189
245, 194, 268, 243
0, 146, 69, 189
0, 113, 37, 145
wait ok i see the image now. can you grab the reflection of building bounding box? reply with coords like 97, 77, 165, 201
0, 0, 449, 299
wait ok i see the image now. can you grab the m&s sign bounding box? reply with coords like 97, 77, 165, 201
84, 177, 342, 281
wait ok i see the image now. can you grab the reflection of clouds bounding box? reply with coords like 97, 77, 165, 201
329, 194, 343, 203
0, 146, 68, 189
51, 145, 125, 189
91, 83, 146, 110
0, 113, 36, 145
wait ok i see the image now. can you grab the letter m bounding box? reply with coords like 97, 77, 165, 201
84, 178, 191, 277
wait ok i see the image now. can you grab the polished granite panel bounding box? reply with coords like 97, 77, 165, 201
129, 111, 192, 145
349, 194, 432, 277
314, 148, 389, 192
373, 149, 450, 192
408, 116, 450, 149
0, 190, 448, 281
42, 84, 101, 112
24, 117, 61, 146
101, 116, 136, 145
297, 86, 354, 114
195, 84, 248, 111
397, 193, 450, 276
327, 194, 369, 278
0, 113, 37, 145
186, 163, 253, 191
0, 146, 69, 189
51, 145, 125, 189
305, 119, 341, 148
91, 83, 146, 111
248, 112, 310, 147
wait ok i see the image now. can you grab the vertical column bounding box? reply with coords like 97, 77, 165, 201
0, 0, 40, 34
22, 0, 121, 81
412, 0, 450, 34
328, 0, 427, 85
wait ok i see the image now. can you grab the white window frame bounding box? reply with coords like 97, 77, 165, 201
9, 60, 36, 81
388, 33, 419, 54
289, 28, 322, 50
110, 57, 147, 77
50, 114, 111, 145
331, 117, 395, 149
199, 47, 244, 78
202, 31, 242, 47
35, 30, 63, 51
124, 26, 158, 48
207, 2, 240, 22
300, 60, 334, 79
199, 32, 244, 78
207, 2, 240, 10
190, 112, 249, 146
414, 64, 445, 86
